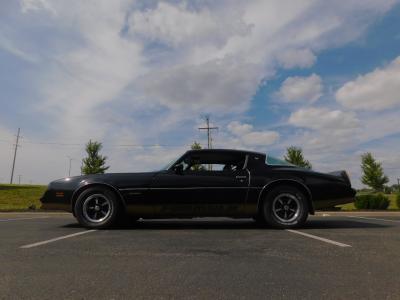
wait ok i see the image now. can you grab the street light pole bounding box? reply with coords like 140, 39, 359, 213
67, 156, 73, 177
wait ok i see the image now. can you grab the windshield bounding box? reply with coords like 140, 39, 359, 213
159, 155, 181, 171
266, 155, 295, 166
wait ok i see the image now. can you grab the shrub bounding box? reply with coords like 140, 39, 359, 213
396, 193, 400, 209
354, 193, 390, 210
354, 194, 370, 209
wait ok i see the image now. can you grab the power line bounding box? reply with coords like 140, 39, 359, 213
0, 139, 14, 143
10, 128, 21, 184
20, 140, 188, 148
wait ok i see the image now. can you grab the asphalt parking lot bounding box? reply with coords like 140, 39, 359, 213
0, 212, 399, 299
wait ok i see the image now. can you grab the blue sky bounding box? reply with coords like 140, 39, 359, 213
0, 0, 400, 187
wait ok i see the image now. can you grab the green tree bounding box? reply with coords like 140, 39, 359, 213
361, 152, 389, 192
81, 140, 109, 175
191, 141, 202, 150
190, 141, 205, 171
284, 146, 312, 169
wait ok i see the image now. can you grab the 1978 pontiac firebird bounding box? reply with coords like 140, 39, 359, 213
41, 149, 356, 229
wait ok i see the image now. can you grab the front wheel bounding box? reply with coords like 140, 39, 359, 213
262, 185, 308, 229
74, 187, 120, 229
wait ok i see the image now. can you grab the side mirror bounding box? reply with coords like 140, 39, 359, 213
173, 164, 184, 175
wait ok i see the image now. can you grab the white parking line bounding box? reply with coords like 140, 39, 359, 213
286, 229, 351, 248
20, 230, 97, 249
347, 216, 400, 223
0, 216, 49, 222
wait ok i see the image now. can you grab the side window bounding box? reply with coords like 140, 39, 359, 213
184, 154, 246, 173
191, 164, 227, 171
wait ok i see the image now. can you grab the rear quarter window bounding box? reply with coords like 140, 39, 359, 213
266, 156, 294, 166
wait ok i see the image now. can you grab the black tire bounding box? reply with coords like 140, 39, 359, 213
262, 185, 308, 229
74, 187, 120, 229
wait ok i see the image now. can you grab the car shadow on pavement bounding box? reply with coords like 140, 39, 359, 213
61, 218, 390, 230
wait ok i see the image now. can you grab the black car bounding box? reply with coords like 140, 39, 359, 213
41, 149, 356, 229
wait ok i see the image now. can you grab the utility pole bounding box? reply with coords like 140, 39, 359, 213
198, 116, 218, 170
398, 178, 400, 192
18, 175, 22, 185
10, 128, 21, 184
198, 116, 218, 149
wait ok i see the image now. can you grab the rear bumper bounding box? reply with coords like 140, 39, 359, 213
314, 197, 354, 210
331, 196, 355, 206
314, 187, 356, 210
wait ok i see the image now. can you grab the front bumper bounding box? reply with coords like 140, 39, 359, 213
40, 189, 73, 212
41, 202, 71, 211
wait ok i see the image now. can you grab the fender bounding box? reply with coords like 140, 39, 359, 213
71, 182, 127, 214
256, 179, 314, 214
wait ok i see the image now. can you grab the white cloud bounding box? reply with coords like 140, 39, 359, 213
336, 56, 400, 111
227, 121, 253, 136
357, 110, 400, 143
288, 107, 359, 130
227, 121, 279, 146
129, 0, 396, 116
287, 107, 360, 152
130, 2, 250, 48
276, 48, 316, 69
21, 1, 145, 142
20, 0, 56, 15
242, 131, 280, 146
277, 74, 323, 103
0, 34, 38, 63
137, 58, 263, 113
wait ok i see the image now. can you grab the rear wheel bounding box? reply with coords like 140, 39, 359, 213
262, 185, 308, 229
74, 187, 120, 229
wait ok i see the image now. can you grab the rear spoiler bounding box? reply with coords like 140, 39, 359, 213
328, 170, 351, 186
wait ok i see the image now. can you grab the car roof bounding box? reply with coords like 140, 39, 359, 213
185, 148, 265, 157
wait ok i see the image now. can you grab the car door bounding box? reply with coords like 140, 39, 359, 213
148, 151, 249, 217
186, 167, 249, 216
147, 169, 202, 216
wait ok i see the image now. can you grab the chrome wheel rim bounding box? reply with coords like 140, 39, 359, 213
82, 194, 112, 223
272, 193, 301, 223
